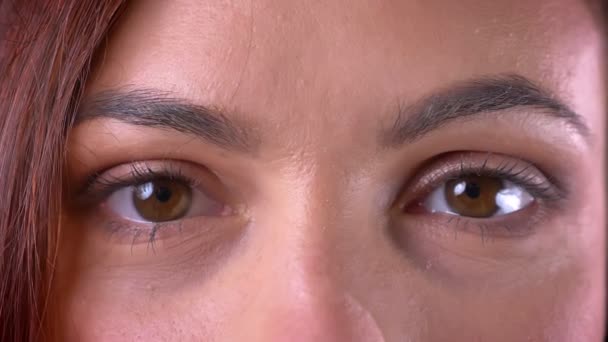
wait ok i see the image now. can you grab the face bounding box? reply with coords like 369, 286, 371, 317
57, 0, 605, 341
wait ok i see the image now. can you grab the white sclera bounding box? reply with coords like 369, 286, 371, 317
422, 179, 534, 217
104, 182, 224, 223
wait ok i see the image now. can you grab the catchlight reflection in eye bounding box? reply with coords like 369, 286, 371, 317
422, 176, 534, 218
132, 180, 193, 222
104, 178, 227, 224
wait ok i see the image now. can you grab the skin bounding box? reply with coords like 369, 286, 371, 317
56, 0, 605, 341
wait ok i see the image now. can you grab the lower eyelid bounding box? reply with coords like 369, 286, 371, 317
393, 152, 564, 240
121, 222, 185, 246
107, 221, 168, 246
400, 200, 544, 239
99, 215, 237, 246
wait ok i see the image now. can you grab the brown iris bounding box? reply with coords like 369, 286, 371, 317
132, 180, 192, 222
445, 176, 503, 218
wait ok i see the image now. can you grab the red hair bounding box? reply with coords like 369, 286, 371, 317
0, 1, 124, 340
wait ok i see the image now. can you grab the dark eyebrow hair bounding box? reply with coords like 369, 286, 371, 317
78, 75, 590, 155
76, 89, 258, 153
382, 74, 590, 147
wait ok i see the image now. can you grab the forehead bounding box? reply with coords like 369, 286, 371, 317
88, 0, 603, 143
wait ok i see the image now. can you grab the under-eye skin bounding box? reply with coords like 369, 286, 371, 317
399, 152, 567, 238
77, 161, 233, 245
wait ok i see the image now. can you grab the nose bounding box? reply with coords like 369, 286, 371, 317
232, 256, 386, 342
229, 187, 386, 342
224, 162, 384, 342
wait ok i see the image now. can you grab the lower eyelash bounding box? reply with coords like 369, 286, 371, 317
417, 190, 550, 240
434, 213, 538, 241
398, 152, 562, 240
79, 160, 235, 249
105, 219, 185, 252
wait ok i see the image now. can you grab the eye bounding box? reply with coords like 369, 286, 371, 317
105, 178, 226, 223
421, 175, 534, 218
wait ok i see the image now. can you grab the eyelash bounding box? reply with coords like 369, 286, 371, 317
428, 159, 562, 202
84, 162, 199, 200
79, 153, 564, 247
401, 153, 566, 238
81, 162, 201, 248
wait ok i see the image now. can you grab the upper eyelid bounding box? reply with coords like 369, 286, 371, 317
75, 161, 208, 207
397, 152, 566, 210
77, 154, 564, 210
91, 171, 196, 199
94, 164, 197, 190
73, 160, 247, 219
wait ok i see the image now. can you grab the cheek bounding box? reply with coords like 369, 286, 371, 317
54, 229, 251, 341
419, 260, 601, 341
63, 294, 172, 341
539, 264, 605, 341
60, 282, 230, 341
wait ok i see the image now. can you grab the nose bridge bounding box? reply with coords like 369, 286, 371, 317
240, 242, 384, 342
260, 159, 344, 297
257, 163, 342, 303
233, 164, 384, 342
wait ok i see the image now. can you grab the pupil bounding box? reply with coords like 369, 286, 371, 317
464, 182, 481, 199
155, 186, 172, 203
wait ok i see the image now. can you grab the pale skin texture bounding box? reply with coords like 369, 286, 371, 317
57, 0, 605, 341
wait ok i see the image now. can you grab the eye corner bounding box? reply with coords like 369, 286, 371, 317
401, 199, 427, 215
392, 151, 563, 240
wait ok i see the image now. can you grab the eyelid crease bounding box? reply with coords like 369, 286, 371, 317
398, 152, 567, 211
75, 161, 202, 207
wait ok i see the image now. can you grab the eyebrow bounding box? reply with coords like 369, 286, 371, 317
381, 74, 590, 148
77, 89, 258, 153
77, 74, 590, 155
